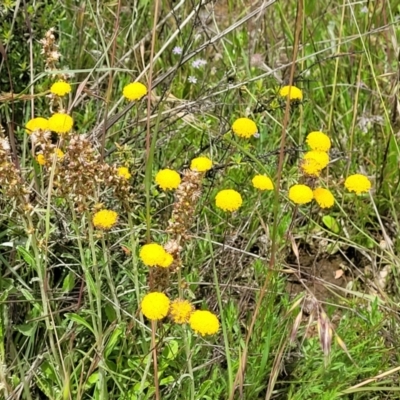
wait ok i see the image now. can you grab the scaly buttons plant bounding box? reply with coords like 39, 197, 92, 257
123, 82, 147, 101
278, 85, 303, 101
92, 209, 118, 230
117, 166, 131, 180
252, 175, 274, 191
26, 117, 49, 134
344, 174, 371, 194
190, 156, 213, 172
215, 189, 243, 212
48, 113, 73, 134
313, 187, 335, 209
141, 292, 170, 321
288, 184, 314, 205
189, 310, 219, 336
306, 131, 331, 152
50, 81, 71, 97
139, 243, 173, 268
170, 299, 194, 324
155, 169, 181, 191
231, 118, 258, 139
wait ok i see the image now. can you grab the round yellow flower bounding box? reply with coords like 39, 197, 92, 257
55, 148, 64, 159
141, 292, 170, 321
344, 174, 371, 195
50, 81, 71, 97
278, 85, 303, 101
215, 189, 243, 212
92, 209, 118, 230
155, 169, 181, 191
306, 131, 331, 152
252, 175, 274, 191
170, 299, 194, 324
190, 156, 213, 172
139, 243, 173, 268
288, 184, 313, 205
313, 187, 335, 209
303, 151, 329, 170
231, 118, 258, 139
301, 158, 322, 177
48, 113, 73, 134
189, 310, 219, 336
117, 166, 131, 179
36, 154, 46, 166
26, 117, 48, 134
123, 82, 147, 101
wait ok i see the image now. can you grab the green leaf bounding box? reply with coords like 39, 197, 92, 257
322, 215, 340, 233
16, 323, 36, 336
104, 304, 117, 323
105, 325, 123, 358
16, 245, 35, 267
65, 313, 95, 335
62, 271, 75, 292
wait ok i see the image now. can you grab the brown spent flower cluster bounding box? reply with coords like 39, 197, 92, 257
53, 135, 131, 211
0, 128, 31, 210
39, 28, 61, 71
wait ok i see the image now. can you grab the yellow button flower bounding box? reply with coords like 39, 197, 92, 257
123, 82, 147, 101
344, 174, 371, 194
215, 189, 243, 212
189, 310, 219, 336
26, 117, 49, 134
139, 243, 173, 268
141, 292, 170, 321
252, 175, 274, 191
303, 151, 329, 170
36, 154, 46, 166
92, 209, 118, 230
288, 184, 313, 205
170, 299, 194, 324
155, 169, 181, 191
278, 85, 303, 101
231, 118, 258, 139
48, 113, 73, 134
117, 166, 131, 179
190, 156, 213, 172
306, 131, 331, 152
313, 187, 335, 209
301, 158, 322, 177
50, 81, 72, 97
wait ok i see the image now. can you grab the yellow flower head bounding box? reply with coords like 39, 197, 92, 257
139, 243, 173, 268
26, 117, 49, 134
288, 184, 313, 205
170, 299, 194, 324
303, 151, 329, 170
50, 81, 72, 97
231, 118, 258, 139
55, 148, 65, 159
306, 131, 331, 152
190, 156, 213, 172
301, 158, 322, 177
344, 174, 371, 195
117, 166, 131, 180
36, 154, 46, 166
313, 187, 335, 209
141, 292, 170, 321
189, 310, 219, 336
123, 82, 147, 101
92, 209, 118, 230
155, 169, 181, 191
278, 85, 303, 101
252, 175, 274, 191
48, 113, 73, 134
215, 189, 243, 212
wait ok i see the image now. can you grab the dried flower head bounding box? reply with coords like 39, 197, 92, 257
288, 184, 313, 205
231, 118, 258, 139
170, 299, 194, 324
189, 310, 219, 336
92, 209, 118, 230
344, 174, 371, 194
252, 175, 274, 191
155, 169, 181, 191
215, 189, 243, 212
123, 82, 147, 101
313, 187, 335, 209
141, 292, 170, 320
